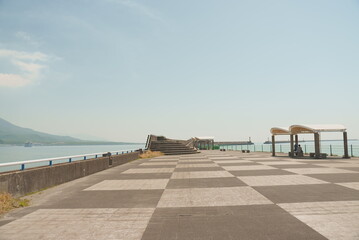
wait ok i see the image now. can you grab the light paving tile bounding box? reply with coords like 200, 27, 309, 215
178, 159, 212, 163
238, 175, 327, 186
284, 168, 356, 175
84, 179, 169, 190
258, 161, 306, 165
209, 157, 239, 160
337, 182, 359, 191
176, 163, 218, 168
140, 162, 177, 166
157, 186, 272, 207
148, 159, 178, 162
171, 171, 233, 179
242, 157, 279, 161
122, 168, 175, 174
222, 165, 276, 171
313, 163, 359, 168
340, 160, 359, 164
0, 208, 155, 240
278, 201, 359, 240
213, 160, 252, 164
179, 156, 207, 160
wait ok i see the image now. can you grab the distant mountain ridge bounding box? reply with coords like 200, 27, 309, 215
0, 117, 135, 145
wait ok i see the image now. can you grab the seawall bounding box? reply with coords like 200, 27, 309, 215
0, 152, 140, 197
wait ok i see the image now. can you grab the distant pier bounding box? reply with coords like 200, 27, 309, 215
215, 141, 253, 146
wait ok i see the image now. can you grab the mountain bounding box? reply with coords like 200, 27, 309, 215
0, 117, 136, 145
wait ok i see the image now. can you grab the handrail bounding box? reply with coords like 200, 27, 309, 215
145, 135, 151, 150
0, 149, 138, 171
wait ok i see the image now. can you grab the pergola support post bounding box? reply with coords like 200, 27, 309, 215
271, 135, 276, 156
290, 134, 294, 157
343, 131, 350, 158
314, 132, 320, 159
295, 134, 299, 147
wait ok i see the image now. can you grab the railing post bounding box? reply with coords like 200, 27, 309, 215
21, 164, 25, 171
49, 160, 52, 166
95, 155, 97, 158
351, 144, 354, 157
69, 158, 72, 163
330, 145, 332, 156
304, 145, 307, 154
84, 156, 87, 160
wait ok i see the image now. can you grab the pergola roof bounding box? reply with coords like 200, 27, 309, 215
270, 127, 290, 135
194, 137, 214, 140
289, 124, 346, 134
271, 124, 346, 135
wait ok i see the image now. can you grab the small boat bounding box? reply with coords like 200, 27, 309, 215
24, 142, 33, 147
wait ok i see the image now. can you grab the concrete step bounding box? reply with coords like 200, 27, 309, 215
149, 139, 198, 155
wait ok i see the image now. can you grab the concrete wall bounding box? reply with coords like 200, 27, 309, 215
0, 152, 139, 197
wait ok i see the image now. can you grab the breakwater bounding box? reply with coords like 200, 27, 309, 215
0, 151, 139, 197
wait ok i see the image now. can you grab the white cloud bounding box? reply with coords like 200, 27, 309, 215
0, 74, 30, 87
0, 49, 48, 87
0, 49, 48, 61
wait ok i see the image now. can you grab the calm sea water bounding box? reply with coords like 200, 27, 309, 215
0, 144, 144, 172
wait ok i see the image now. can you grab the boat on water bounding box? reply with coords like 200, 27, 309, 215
24, 142, 33, 147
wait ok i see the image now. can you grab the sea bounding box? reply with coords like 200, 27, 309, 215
1, 141, 358, 173
0, 144, 145, 172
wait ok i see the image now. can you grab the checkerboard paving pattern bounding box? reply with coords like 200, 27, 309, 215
1, 151, 359, 240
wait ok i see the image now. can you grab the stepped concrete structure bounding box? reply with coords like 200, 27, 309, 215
1, 151, 359, 239
145, 135, 198, 155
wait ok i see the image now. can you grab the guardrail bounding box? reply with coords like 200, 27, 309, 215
219, 144, 359, 157
0, 149, 138, 172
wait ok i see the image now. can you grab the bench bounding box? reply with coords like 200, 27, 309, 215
310, 153, 328, 158
289, 152, 303, 157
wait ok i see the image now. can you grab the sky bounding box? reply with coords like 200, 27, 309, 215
0, 0, 359, 143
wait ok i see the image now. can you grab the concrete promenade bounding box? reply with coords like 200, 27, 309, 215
1, 151, 359, 239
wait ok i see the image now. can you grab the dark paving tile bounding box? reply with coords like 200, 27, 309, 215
142, 205, 326, 240
174, 167, 223, 172
338, 167, 359, 172
166, 177, 246, 189
306, 173, 359, 183
146, 160, 178, 162
297, 160, 346, 164
271, 164, 325, 169
229, 169, 295, 176
178, 161, 214, 164
208, 158, 242, 161
216, 162, 261, 166
47, 190, 163, 208
254, 184, 359, 203
135, 165, 177, 168
114, 173, 172, 179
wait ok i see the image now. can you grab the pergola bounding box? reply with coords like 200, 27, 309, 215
270, 127, 291, 157
193, 137, 215, 150
270, 124, 349, 159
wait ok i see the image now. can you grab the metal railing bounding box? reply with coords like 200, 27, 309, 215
219, 144, 359, 157
0, 149, 138, 172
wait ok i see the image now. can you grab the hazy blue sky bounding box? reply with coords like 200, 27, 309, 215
1, 0, 359, 142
